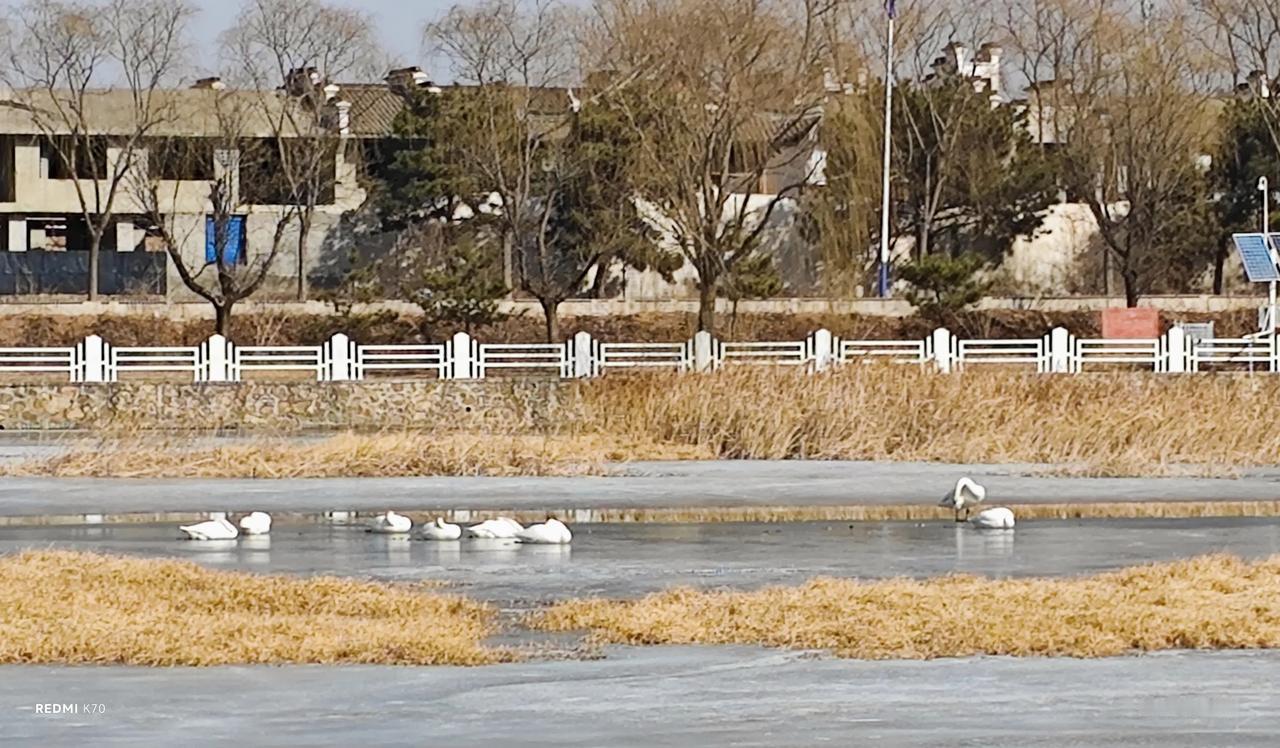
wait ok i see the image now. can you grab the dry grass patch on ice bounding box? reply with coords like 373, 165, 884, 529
0, 432, 695, 479
532, 554, 1280, 659
0, 550, 507, 665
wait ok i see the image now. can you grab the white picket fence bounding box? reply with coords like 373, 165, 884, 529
0, 326, 1271, 383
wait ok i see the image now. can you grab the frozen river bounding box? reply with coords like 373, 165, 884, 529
4, 647, 1280, 746
4, 516, 1279, 746
2, 517, 1278, 604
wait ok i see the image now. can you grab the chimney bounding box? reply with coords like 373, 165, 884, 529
323, 82, 341, 102
386, 66, 431, 93
1247, 69, 1272, 99
284, 66, 321, 96
976, 42, 1002, 97
945, 42, 969, 74
335, 100, 351, 135
192, 77, 225, 90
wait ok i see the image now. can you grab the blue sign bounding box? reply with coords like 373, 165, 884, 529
1232, 233, 1280, 282
205, 215, 245, 264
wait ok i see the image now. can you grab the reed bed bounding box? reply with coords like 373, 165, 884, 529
0, 432, 700, 479
579, 500, 1280, 523
8, 368, 1280, 478
576, 367, 1280, 473
0, 550, 507, 665
532, 554, 1280, 659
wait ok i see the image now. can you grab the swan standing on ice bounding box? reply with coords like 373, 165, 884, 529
466, 517, 524, 539
516, 518, 573, 545
419, 517, 462, 540
939, 477, 986, 521
970, 507, 1016, 530
179, 516, 239, 540
367, 511, 413, 534
238, 511, 272, 535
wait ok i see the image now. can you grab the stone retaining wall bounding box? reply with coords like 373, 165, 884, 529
0, 380, 570, 431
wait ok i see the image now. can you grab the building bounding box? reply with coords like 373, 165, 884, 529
0, 73, 380, 298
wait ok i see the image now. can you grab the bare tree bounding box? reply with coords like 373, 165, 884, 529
130, 93, 296, 335
222, 0, 382, 302
425, 0, 657, 342
1, 0, 191, 300
1005, 0, 1219, 304
589, 0, 831, 334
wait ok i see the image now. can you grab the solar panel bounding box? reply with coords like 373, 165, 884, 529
1233, 233, 1280, 282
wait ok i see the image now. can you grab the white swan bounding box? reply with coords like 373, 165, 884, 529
419, 517, 462, 540
969, 506, 1016, 530
367, 511, 412, 534
237, 511, 272, 535
179, 516, 239, 540
516, 518, 573, 545
939, 477, 986, 521
466, 517, 524, 539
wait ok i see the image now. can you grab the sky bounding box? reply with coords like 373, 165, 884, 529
194, 0, 455, 78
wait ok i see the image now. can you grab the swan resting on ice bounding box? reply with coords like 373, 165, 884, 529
515, 518, 573, 545
939, 477, 986, 521
367, 510, 413, 534
237, 511, 272, 535
466, 517, 524, 539
419, 517, 462, 540
179, 516, 239, 540
969, 506, 1016, 530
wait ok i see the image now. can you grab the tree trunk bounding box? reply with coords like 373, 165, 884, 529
697, 277, 717, 335
540, 298, 561, 343
1122, 269, 1139, 308
87, 233, 100, 301
214, 302, 233, 337
588, 256, 611, 298
296, 215, 311, 301
1212, 240, 1227, 295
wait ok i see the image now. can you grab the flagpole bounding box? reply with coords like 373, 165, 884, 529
877, 6, 895, 297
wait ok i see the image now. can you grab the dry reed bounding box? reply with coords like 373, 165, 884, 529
9, 368, 1280, 478
0, 432, 688, 478
575, 368, 1280, 473
533, 554, 1280, 659
0, 550, 507, 665
578, 500, 1280, 523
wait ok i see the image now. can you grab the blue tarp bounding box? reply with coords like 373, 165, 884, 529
205, 215, 245, 264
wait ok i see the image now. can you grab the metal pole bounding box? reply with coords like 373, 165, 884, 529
877, 14, 895, 298
1262, 176, 1274, 332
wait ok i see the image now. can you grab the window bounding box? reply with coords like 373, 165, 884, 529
239, 138, 336, 205
0, 136, 14, 202
205, 215, 247, 265
42, 136, 108, 180
149, 138, 216, 181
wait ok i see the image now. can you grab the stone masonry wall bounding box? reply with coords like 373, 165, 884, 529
0, 380, 571, 431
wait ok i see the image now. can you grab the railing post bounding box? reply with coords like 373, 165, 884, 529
75, 334, 110, 383
201, 334, 234, 382
809, 328, 834, 372
1163, 326, 1187, 374
571, 331, 597, 378
326, 333, 356, 381
449, 331, 475, 380
930, 327, 954, 373
692, 330, 717, 372
1048, 327, 1072, 374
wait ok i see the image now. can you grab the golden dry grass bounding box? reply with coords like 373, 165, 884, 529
575, 368, 1280, 474
0, 432, 708, 479
0, 550, 507, 665
532, 554, 1280, 659
580, 500, 1280, 523
11, 368, 1280, 478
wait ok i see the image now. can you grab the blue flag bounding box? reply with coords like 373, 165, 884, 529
886, 0, 895, 17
